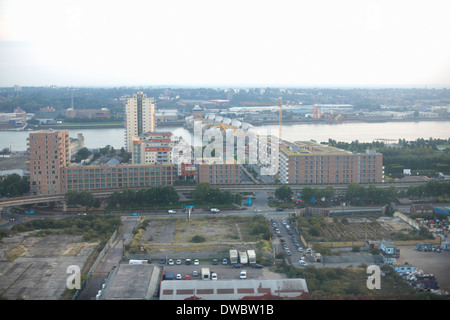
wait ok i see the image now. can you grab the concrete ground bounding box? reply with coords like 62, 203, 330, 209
396, 245, 450, 292
0, 234, 97, 300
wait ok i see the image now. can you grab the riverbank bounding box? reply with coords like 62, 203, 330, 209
249, 117, 450, 126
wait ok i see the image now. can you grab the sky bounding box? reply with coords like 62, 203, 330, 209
1, 0, 450, 88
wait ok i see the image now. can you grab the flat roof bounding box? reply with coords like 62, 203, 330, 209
160, 278, 308, 300
102, 264, 162, 300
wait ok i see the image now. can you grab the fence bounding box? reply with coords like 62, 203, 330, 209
72, 229, 118, 300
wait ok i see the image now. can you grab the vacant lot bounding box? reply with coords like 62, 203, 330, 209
0, 233, 97, 300
319, 216, 414, 241
128, 216, 267, 259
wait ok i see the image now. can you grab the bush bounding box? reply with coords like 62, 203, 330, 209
190, 235, 206, 243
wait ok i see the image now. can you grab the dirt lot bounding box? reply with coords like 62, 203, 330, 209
130, 216, 264, 259
320, 216, 414, 241
0, 233, 97, 300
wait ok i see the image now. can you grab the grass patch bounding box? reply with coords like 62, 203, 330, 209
4, 245, 25, 262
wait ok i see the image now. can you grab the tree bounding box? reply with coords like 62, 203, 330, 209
346, 183, 365, 200
323, 185, 334, 201
75, 147, 91, 163
0, 174, 29, 197
191, 182, 212, 204
275, 185, 293, 202
300, 187, 315, 203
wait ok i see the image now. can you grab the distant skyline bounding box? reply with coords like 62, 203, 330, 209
1, 0, 450, 88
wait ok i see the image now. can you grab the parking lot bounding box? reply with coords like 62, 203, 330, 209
396, 246, 450, 292
149, 258, 282, 281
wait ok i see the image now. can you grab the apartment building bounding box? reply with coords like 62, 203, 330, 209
28, 129, 70, 195
279, 141, 383, 185
196, 158, 241, 185
125, 92, 155, 152
132, 132, 178, 165
62, 164, 176, 192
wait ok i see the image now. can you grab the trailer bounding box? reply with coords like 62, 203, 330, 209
201, 268, 210, 280
239, 251, 248, 264
129, 259, 144, 265
247, 250, 256, 264
230, 250, 238, 264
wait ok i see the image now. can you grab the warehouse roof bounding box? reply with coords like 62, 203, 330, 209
160, 278, 308, 300
102, 264, 162, 300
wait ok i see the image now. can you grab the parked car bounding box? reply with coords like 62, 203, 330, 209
168, 259, 174, 265
222, 258, 228, 265
240, 270, 247, 279
176, 259, 181, 265
212, 259, 218, 265
168, 210, 176, 214
192, 270, 198, 277
176, 273, 182, 280
194, 259, 199, 265
211, 273, 218, 280
210, 208, 220, 213
184, 275, 190, 280
159, 258, 166, 264
185, 258, 191, 265
232, 263, 244, 268
251, 263, 264, 269
298, 260, 308, 267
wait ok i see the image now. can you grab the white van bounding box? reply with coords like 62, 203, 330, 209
298, 260, 308, 267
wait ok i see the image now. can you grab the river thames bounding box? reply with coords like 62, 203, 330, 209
1, 120, 449, 152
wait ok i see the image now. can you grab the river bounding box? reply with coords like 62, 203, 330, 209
1, 120, 449, 152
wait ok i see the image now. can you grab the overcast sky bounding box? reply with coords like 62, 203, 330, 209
1, 0, 450, 88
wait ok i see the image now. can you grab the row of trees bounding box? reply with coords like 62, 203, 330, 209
191, 182, 242, 205
0, 174, 29, 197
108, 186, 179, 208
274, 180, 450, 207
66, 190, 100, 208
75, 145, 131, 163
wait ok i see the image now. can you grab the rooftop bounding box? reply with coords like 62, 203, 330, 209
102, 264, 162, 300
160, 278, 308, 300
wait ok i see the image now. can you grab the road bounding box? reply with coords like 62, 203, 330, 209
0, 181, 428, 211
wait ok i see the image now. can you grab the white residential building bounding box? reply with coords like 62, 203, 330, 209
125, 92, 155, 152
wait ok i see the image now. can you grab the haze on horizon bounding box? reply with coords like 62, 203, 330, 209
1, 0, 450, 88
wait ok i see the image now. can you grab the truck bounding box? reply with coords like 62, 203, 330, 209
201, 268, 210, 280
247, 250, 256, 264
239, 251, 248, 264
230, 250, 238, 264
314, 253, 322, 262
163, 272, 175, 280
